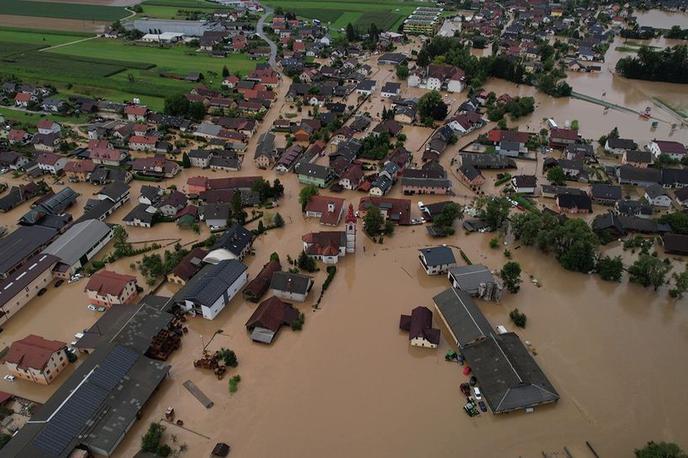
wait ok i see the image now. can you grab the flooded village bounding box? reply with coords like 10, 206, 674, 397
0, 0, 687, 457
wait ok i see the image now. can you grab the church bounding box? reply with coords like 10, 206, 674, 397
301, 203, 356, 264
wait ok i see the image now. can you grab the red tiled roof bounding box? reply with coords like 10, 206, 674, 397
85, 270, 136, 297
5, 335, 66, 371
14, 92, 32, 102
64, 159, 95, 173
124, 104, 148, 116
129, 135, 157, 145
305, 195, 345, 225
37, 119, 57, 129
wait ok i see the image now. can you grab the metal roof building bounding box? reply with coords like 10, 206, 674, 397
1, 299, 173, 457
42, 219, 113, 276
0, 225, 58, 279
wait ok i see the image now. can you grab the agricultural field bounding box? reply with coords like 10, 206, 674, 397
0, 29, 264, 111
139, 0, 233, 19
0, 107, 90, 126
264, 0, 423, 32
0, 0, 129, 21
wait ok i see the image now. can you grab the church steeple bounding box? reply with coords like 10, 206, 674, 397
345, 203, 356, 254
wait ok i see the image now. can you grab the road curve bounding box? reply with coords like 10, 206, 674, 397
256, 6, 277, 68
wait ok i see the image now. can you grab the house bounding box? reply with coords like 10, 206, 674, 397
122, 203, 157, 228
124, 104, 148, 121
447, 264, 503, 301
203, 224, 254, 264
276, 144, 305, 173
85, 270, 138, 307
549, 127, 578, 148
37, 152, 68, 174
674, 187, 688, 208
556, 192, 593, 214
401, 168, 452, 195
245, 296, 299, 344
448, 112, 484, 135
188, 149, 214, 168
618, 165, 661, 187
623, 150, 652, 168
457, 164, 485, 190
590, 184, 622, 205
243, 259, 281, 302
270, 271, 314, 302
158, 190, 187, 217
294, 162, 334, 188
0, 151, 29, 170
304, 195, 345, 225
201, 203, 230, 229
605, 137, 638, 155
19, 186, 79, 226
177, 259, 248, 320
14, 92, 33, 108
129, 135, 157, 152
644, 184, 672, 208
426, 63, 465, 92
166, 247, 207, 285
359, 197, 411, 225
378, 52, 408, 66
4, 335, 68, 384
132, 156, 180, 178
90, 146, 127, 166
0, 254, 58, 327
662, 233, 688, 256
42, 219, 113, 279
339, 163, 364, 190
254, 132, 278, 169
399, 306, 440, 348
37, 120, 61, 135
511, 175, 537, 194
302, 231, 348, 264
394, 105, 416, 124
615, 199, 653, 219
8, 129, 30, 145
355, 79, 376, 96
41, 98, 65, 113
647, 140, 687, 160
33, 132, 61, 153
139, 185, 164, 206
381, 82, 401, 98
418, 246, 456, 275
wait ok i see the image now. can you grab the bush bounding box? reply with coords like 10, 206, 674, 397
509, 308, 527, 328
141, 423, 164, 453
489, 238, 499, 249
157, 444, 172, 457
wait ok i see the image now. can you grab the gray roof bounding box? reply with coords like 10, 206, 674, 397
432, 287, 493, 347
2, 303, 172, 457
0, 225, 57, 277
419, 246, 456, 267
0, 254, 59, 309
178, 259, 247, 307
294, 162, 332, 180
448, 264, 497, 293
270, 271, 312, 295
42, 219, 112, 267
254, 132, 276, 159
461, 333, 560, 413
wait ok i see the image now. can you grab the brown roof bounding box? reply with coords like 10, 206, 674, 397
85, 270, 137, 297
243, 260, 281, 301
5, 335, 66, 371
64, 159, 96, 173
245, 296, 299, 333
304, 195, 345, 225
399, 306, 440, 345
170, 247, 208, 282
358, 196, 412, 225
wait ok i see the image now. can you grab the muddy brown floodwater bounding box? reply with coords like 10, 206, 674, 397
1, 35, 688, 458
634, 9, 688, 28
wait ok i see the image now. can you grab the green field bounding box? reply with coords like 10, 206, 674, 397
0, 0, 128, 21
0, 107, 90, 126
264, 0, 421, 31
139, 0, 233, 19
0, 29, 264, 111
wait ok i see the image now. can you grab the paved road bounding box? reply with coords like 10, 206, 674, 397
256, 6, 277, 68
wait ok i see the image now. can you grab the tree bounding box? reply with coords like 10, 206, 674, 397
501, 261, 522, 293
479, 196, 511, 231
297, 250, 317, 272
547, 166, 566, 185
363, 206, 385, 236
273, 212, 285, 228
182, 152, 191, 168
231, 191, 245, 224
346, 23, 357, 42
140, 423, 164, 453
217, 348, 238, 367
596, 255, 623, 282
396, 64, 409, 80
222, 65, 230, 78
418, 90, 448, 121
432, 202, 462, 235
635, 441, 687, 458
164, 94, 189, 116
188, 101, 206, 121
298, 185, 319, 211
509, 308, 527, 328
628, 254, 672, 290
659, 212, 688, 234
669, 268, 688, 299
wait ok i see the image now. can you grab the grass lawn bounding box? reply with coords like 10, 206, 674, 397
0, 28, 89, 47
139, 0, 233, 19
0, 106, 90, 125
0, 0, 128, 21
0, 30, 264, 111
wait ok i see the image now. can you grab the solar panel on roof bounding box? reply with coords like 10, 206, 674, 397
33, 382, 108, 457
89, 345, 138, 391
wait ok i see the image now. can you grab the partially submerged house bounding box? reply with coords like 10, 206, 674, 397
246, 296, 300, 344
270, 271, 313, 303
418, 246, 456, 275
399, 306, 440, 349
447, 264, 503, 301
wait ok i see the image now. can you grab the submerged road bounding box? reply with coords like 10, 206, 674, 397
256, 6, 277, 68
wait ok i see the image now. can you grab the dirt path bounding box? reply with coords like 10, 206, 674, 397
39, 35, 98, 52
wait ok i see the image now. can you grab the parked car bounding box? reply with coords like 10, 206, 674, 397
3, 375, 15, 382
54, 279, 64, 288
37, 288, 47, 296
87, 304, 97, 311
478, 401, 487, 412
473, 386, 482, 401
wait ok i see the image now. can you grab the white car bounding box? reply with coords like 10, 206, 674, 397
3, 375, 15, 382
87, 304, 97, 311
473, 387, 482, 401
